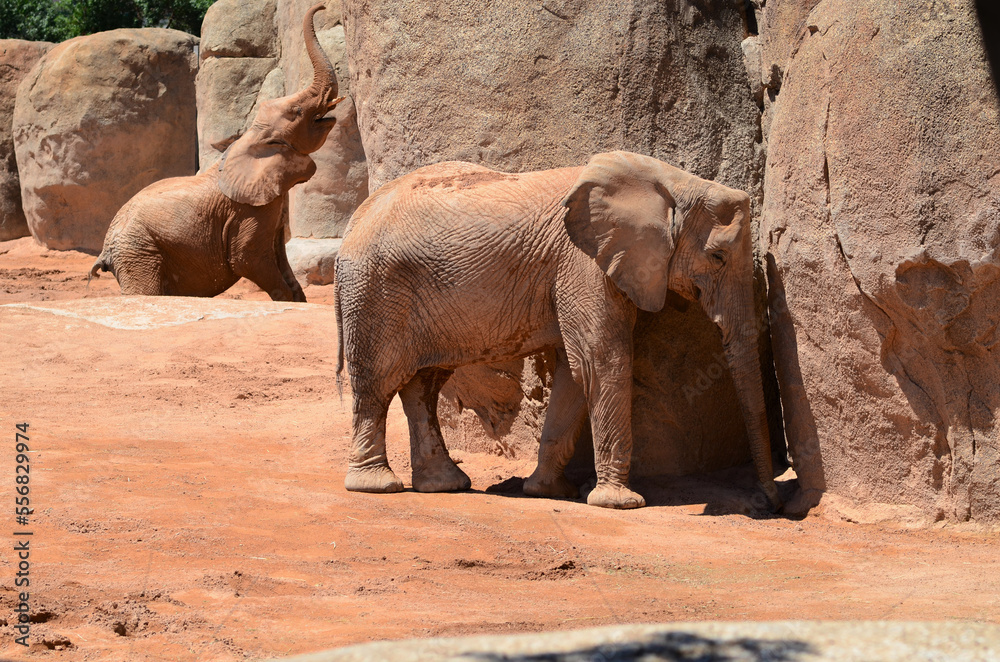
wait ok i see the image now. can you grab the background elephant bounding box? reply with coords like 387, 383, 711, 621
89, 4, 344, 302
335, 151, 781, 510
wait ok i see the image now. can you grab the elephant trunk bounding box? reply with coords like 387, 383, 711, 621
303, 4, 339, 105
718, 291, 782, 510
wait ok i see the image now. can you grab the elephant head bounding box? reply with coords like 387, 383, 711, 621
563, 151, 781, 510
217, 3, 345, 206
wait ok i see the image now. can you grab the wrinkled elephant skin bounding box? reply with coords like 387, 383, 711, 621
336, 151, 780, 510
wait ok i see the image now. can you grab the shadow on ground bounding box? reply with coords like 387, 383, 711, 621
485, 463, 803, 521
458, 630, 814, 662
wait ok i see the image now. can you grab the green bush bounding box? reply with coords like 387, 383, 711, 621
0, 0, 215, 42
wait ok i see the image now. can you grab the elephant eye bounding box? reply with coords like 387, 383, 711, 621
710, 250, 727, 267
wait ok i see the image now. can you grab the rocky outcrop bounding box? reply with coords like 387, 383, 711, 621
761, 0, 1000, 520
13, 29, 198, 252
343, 0, 774, 476
344, 1, 762, 194
0, 40, 51, 241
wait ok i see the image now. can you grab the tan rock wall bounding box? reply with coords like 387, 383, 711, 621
762, 0, 1000, 520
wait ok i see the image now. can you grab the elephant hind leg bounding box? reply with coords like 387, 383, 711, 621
398, 367, 471, 493
114, 252, 167, 295
524, 349, 585, 500
344, 390, 404, 493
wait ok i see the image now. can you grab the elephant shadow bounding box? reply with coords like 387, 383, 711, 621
485, 461, 802, 520
457, 630, 815, 662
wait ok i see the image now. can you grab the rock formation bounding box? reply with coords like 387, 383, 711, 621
13, 29, 198, 252
0, 40, 51, 241
343, 0, 776, 475
761, 0, 1000, 520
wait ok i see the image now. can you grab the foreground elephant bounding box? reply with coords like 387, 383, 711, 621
336, 151, 781, 510
89, 4, 343, 301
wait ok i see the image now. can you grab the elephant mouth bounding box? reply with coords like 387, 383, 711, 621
266, 138, 303, 153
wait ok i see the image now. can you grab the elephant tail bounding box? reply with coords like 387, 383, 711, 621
87, 250, 113, 288
334, 278, 345, 403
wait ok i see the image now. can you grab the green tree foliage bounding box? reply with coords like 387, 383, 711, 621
0, 0, 214, 42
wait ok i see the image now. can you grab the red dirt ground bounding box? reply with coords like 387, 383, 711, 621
0, 236, 997, 661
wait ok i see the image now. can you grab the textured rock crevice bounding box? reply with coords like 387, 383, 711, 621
763, 0, 1000, 521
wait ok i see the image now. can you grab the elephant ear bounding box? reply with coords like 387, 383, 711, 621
217, 137, 317, 207
562, 151, 678, 313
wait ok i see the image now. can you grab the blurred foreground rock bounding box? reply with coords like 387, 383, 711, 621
275, 621, 1000, 662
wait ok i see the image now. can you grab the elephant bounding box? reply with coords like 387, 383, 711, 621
89, 4, 344, 302
334, 151, 781, 510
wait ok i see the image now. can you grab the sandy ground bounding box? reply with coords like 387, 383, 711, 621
0, 236, 997, 661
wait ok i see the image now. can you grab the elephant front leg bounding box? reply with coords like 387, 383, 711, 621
524, 349, 586, 499
243, 258, 301, 302
398, 368, 471, 492
574, 350, 645, 510
274, 225, 307, 303
344, 392, 404, 493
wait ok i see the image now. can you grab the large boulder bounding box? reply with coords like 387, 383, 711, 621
0, 40, 51, 241
762, 0, 1000, 520
343, 1, 777, 476
199, 0, 279, 60
13, 29, 198, 252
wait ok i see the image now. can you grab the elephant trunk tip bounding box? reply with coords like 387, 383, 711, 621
303, 3, 339, 104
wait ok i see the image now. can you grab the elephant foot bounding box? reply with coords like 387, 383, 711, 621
412, 461, 472, 493
586, 482, 645, 509
345, 465, 404, 493
523, 469, 579, 499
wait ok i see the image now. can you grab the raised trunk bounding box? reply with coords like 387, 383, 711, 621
302, 4, 338, 103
